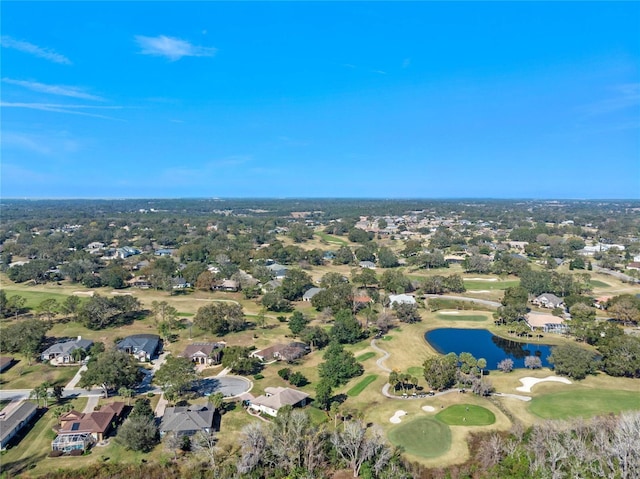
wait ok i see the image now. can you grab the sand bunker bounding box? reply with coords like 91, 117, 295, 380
467, 290, 491, 293
516, 376, 572, 393
439, 311, 460, 315
111, 291, 133, 295
464, 278, 498, 281
421, 405, 436, 412
390, 410, 407, 424
73, 291, 95, 296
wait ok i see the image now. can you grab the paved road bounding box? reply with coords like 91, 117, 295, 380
423, 294, 501, 308
0, 387, 105, 402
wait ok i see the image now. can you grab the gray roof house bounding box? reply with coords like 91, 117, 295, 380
116, 334, 161, 362
532, 293, 565, 309
0, 401, 38, 450
41, 337, 93, 364
160, 404, 216, 437
266, 263, 288, 279
302, 287, 324, 302
359, 261, 376, 269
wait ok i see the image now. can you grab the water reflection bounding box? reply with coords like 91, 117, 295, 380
425, 328, 554, 369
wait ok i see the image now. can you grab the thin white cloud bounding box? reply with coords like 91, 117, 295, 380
582, 82, 640, 116
1, 102, 124, 121
0, 36, 71, 64
135, 35, 217, 61
2, 131, 80, 155
2, 78, 105, 101
402, 58, 411, 69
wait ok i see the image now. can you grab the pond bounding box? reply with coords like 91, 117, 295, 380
425, 328, 554, 369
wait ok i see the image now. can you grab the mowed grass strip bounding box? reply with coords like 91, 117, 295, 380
347, 375, 378, 397
589, 280, 610, 288
2, 289, 79, 309
388, 417, 451, 459
315, 231, 348, 245
435, 404, 496, 426
529, 389, 640, 419
463, 280, 520, 291
436, 313, 488, 322
356, 352, 376, 362
407, 366, 423, 376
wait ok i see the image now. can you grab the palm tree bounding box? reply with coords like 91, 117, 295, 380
477, 358, 487, 377
71, 348, 86, 363
118, 386, 134, 406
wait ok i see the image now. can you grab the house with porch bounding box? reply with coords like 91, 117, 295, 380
41, 337, 93, 365
117, 334, 161, 362
52, 402, 125, 452
248, 387, 309, 417
179, 342, 226, 365
532, 293, 565, 309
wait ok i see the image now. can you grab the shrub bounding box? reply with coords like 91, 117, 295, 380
70, 449, 84, 456
49, 450, 64, 457
253, 373, 264, 380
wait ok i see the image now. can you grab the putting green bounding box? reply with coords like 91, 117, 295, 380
435, 404, 496, 426
529, 389, 640, 419
387, 417, 451, 458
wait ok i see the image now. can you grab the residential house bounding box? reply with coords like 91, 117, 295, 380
127, 275, 151, 288
626, 262, 640, 271
179, 342, 226, 365
302, 287, 324, 302
214, 279, 239, 292
41, 337, 93, 365
117, 334, 161, 361
172, 277, 190, 289
266, 263, 288, 279
115, 246, 141, 259
0, 357, 14, 373
359, 260, 376, 269
250, 342, 309, 362
388, 294, 416, 306
248, 387, 309, 417
532, 293, 565, 309
155, 249, 174, 256
525, 313, 567, 333
159, 404, 216, 437
353, 293, 374, 310
0, 401, 38, 450
52, 402, 125, 452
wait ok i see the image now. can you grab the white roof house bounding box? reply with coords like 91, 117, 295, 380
388, 294, 416, 306
248, 387, 309, 417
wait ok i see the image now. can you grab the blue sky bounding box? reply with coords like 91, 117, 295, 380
2, 1, 639, 199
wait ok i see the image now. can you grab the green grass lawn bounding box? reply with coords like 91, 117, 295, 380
407, 366, 423, 377
588, 280, 611, 288
463, 280, 520, 291
176, 311, 194, 317
356, 352, 376, 362
387, 417, 452, 459
2, 289, 80, 310
381, 335, 393, 341
435, 404, 496, 426
307, 406, 329, 425
347, 375, 378, 397
435, 313, 489, 322
1, 361, 80, 389
314, 231, 348, 246
529, 389, 640, 419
